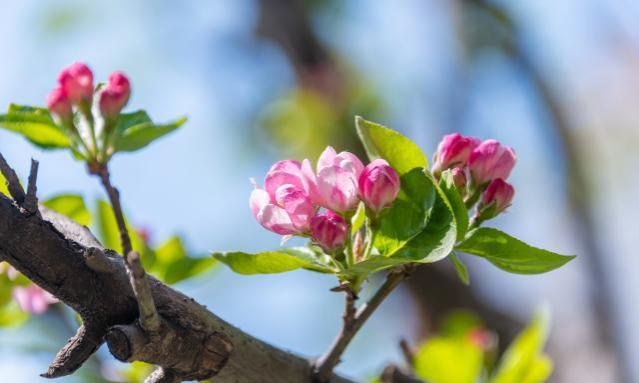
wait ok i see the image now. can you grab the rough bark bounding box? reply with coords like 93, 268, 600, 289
0, 193, 354, 383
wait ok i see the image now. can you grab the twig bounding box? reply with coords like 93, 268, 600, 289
24, 159, 39, 214
95, 165, 160, 334
0, 151, 26, 203
314, 266, 413, 382
399, 339, 415, 368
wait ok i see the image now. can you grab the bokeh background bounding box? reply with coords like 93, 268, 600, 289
0, 0, 638, 382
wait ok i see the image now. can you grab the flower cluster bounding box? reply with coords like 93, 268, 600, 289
432, 133, 516, 223
46, 62, 131, 163
250, 147, 400, 253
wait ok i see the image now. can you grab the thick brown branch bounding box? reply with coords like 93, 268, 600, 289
0, 191, 354, 382
314, 267, 412, 382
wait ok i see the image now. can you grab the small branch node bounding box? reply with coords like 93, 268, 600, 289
24, 158, 39, 214
84, 247, 122, 273
40, 324, 104, 379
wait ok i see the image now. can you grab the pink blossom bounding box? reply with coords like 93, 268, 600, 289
310, 210, 348, 252
99, 71, 131, 119
481, 178, 515, 213
358, 159, 400, 213
312, 146, 364, 213
57, 62, 94, 104
12, 284, 58, 315
468, 140, 516, 185
250, 160, 316, 235
432, 133, 481, 176
46, 87, 72, 121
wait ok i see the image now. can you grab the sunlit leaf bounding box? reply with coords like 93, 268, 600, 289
414, 336, 483, 383
490, 309, 553, 383
439, 169, 469, 241
351, 202, 366, 236
113, 117, 186, 152
355, 116, 428, 174
213, 247, 335, 275
456, 228, 575, 274
0, 104, 70, 149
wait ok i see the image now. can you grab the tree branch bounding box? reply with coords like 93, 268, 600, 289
0, 154, 355, 383
95, 165, 161, 335
24, 159, 39, 215
0, 151, 25, 204
314, 267, 413, 382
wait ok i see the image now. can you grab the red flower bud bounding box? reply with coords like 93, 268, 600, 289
46, 87, 72, 122
481, 178, 515, 214
358, 159, 400, 213
432, 133, 481, 175
468, 140, 516, 186
99, 71, 131, 119
310, 210, 348, 253
450, 167, 467, 190
57, 62, 94, 105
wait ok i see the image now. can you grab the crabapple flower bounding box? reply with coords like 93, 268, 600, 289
12, 284, 58, 314
250, 160, 316, 235
46, 87, 72, 122
310, 210, 348, 252
358, 159, 400, 213
450, 167, 467, 190
58, 62, 94, 105
480, 178, 515, 214
99, 71, 131, 119
468, 140, 516, 186
432, 133, 481, 176
312, 146, 364, 213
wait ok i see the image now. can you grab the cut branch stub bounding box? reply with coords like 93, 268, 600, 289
106, 319, 233, 381
41, 324, 105, 378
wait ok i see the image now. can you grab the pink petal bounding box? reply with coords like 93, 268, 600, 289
317, 146, 338, 171
249, 188, 271, 218
317, 166, 359, 212
258, 204, 297, 235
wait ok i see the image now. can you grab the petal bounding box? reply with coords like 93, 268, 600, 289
317, 166, 359, 212
301, 158, 321, 204
336, 151, 364, 178
265, 160, 306, 201
317, 146, 338, 172
258, 204, 297, 235
250, 188, 271, 218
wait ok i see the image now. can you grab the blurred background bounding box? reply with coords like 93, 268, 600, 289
0, 0, 638, 382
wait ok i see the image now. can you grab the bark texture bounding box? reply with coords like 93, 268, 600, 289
0, 193, 354, 383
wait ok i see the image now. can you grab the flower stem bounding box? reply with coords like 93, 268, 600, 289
313, 265, 413, 382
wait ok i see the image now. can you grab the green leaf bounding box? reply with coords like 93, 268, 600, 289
213, 247, 335, 275
115, 110, 153, 133
490, 309, 553, 383
342, 256, 407, 277
95, 199, 123, 253
439, 169, 469, 241
151, 236, 216, 284
355, 116, 428, 174
450, 252, 470, 285
388, 182, 457, 263
43, 194, 91, 226
113, 117, 186, 152
0, 104, 70, 149
414, 336, 483, 383
374, 169, 437, 257
456, 228, 575, 274
351, 202, 366, 236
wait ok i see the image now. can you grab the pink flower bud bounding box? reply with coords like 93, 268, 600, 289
481, 178, 515, 213
12, 284, 58, 314
468, 140, 516, 185
432, 133, 481, 175
57, 62, 94, 104
358, 159, 400, 213
99, 71, 131, 119
314, 146, 364, 213
46, 87, 72, 121
310, 210, 348, 252
450, 167, 467, 190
